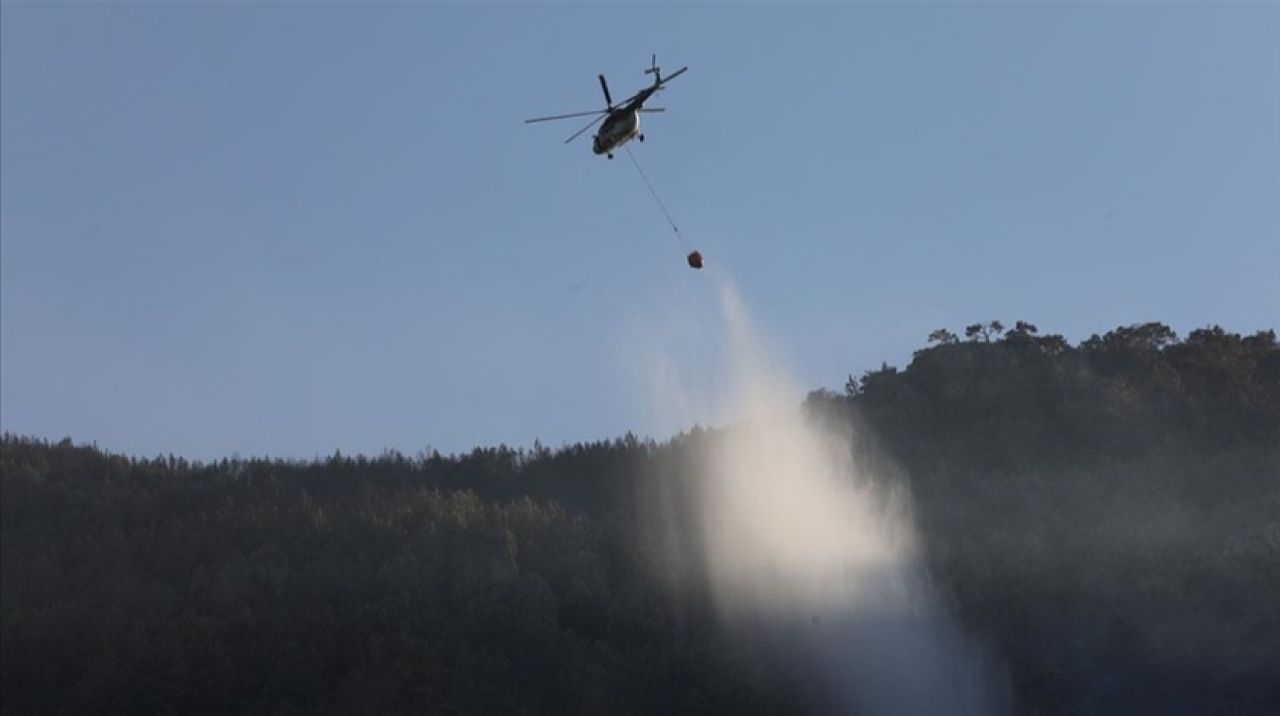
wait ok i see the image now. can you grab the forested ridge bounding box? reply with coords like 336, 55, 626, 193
3, 321, 1278, 715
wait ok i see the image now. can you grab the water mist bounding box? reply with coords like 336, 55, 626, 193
637, 279, 1010, 715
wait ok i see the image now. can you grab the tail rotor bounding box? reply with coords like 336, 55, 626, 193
644, 54, 687, 89
644, 53, 662, 85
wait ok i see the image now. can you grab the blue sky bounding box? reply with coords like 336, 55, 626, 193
3, 2, 1277, 460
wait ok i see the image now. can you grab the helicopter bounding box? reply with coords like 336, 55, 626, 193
525, 55, 688, 159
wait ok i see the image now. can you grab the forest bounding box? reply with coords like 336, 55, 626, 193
2, 321, 1277, 715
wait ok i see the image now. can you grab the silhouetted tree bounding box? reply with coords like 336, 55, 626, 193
964, 320, 1005, 342
928, 328, 960, 345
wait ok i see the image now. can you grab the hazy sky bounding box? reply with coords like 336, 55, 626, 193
3, 2, 1277, 460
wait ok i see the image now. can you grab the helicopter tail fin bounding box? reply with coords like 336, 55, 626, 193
644, 54, 661, 85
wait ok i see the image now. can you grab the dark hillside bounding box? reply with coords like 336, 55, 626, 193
3, 322, 1277, 715
817, 322, 1280, 714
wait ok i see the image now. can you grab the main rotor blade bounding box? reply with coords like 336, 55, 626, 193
525, 109, 607, 124
564, 113, 606, 144
659, 66, 688, 85
611, 91, 640, 108
638, 107, 665, 113
598, 74, 613, 107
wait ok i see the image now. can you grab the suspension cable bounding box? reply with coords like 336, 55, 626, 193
624, 145, 689, 250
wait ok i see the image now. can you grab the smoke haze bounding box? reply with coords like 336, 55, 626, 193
638, 278, 1011, 715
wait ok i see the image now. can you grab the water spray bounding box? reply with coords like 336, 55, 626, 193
637, 279, 1010, 715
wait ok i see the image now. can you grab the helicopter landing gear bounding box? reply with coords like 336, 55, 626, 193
608, 153, 614, 159
638, 133, 645, 142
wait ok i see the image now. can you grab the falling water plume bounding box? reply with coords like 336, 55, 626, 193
638, 277, 1010, 715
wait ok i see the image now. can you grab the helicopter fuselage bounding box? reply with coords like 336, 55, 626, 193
592, 85, 661, 156
592, 109, 640, 156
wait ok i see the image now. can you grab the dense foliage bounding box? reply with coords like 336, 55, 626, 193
1, 437, 791, 715
3, 321, 1277, 714
819, 321, 1280, 714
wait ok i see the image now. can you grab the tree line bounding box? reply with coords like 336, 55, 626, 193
2, 321, 1277, 714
